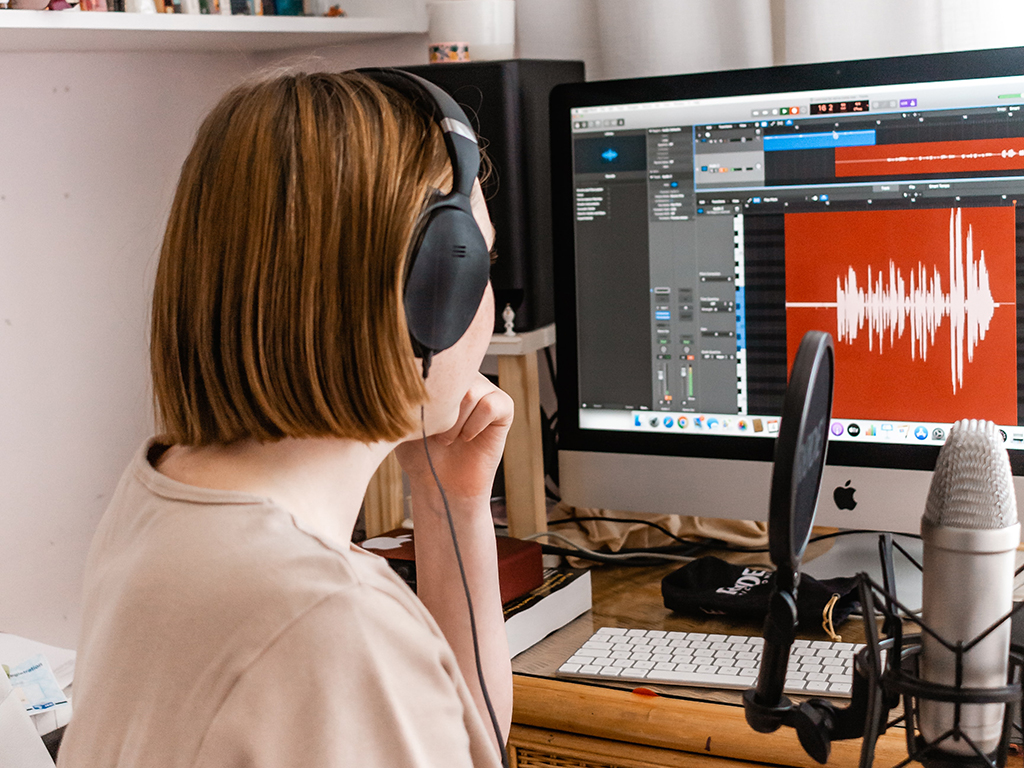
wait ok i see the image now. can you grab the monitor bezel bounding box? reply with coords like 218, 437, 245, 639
550, 45, 1024, 477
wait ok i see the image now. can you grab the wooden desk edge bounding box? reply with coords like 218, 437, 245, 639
512, 675, 910, 768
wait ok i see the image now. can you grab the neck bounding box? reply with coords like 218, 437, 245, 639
156, 436, 399, 544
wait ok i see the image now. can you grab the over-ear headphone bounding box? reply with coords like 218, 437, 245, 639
358, 68, 492, 378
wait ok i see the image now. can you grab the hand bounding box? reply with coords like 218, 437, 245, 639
395, 373, 514, 505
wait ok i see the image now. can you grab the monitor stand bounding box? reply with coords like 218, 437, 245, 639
802, 532, 925, 615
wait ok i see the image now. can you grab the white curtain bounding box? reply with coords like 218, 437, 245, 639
515, 0, 1024, 81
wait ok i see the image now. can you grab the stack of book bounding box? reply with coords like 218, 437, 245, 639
503, 566, 591, 658
358, 528, 592, 657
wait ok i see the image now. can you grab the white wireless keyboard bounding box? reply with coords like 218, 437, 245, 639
557, 627, 865, 698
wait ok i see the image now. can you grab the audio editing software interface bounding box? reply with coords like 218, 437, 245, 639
571, 76, 1024, 446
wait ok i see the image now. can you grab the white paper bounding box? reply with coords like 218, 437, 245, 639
6, 656, 73, 737
0, 689, 55, 768
0, 633, 75, 690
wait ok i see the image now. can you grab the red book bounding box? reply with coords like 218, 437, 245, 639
358, 528, 544, 605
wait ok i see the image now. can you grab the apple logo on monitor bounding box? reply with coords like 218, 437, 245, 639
833, 480, 857, 510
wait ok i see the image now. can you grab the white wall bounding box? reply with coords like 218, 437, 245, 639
7, 0, 1024, 651
0, 37, 427, 650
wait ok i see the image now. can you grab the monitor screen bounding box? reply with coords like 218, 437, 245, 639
551, 47, 1024, 534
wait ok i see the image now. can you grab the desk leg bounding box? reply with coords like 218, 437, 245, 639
497, 352, 547, 539
363, 451, 404, 537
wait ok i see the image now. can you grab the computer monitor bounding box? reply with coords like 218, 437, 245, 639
551, 46, 1024, 537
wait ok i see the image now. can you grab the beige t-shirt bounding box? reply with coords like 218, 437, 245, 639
57, 441, 502, 768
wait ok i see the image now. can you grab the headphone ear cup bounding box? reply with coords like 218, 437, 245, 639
404, 203, 490, 355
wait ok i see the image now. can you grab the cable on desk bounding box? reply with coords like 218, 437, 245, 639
552, 516, 922, 554
523, 524, 923, 568
715, 528, 923, 554
522, 530, 700, 566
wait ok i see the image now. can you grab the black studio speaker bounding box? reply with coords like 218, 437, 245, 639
402, 59, 585, 333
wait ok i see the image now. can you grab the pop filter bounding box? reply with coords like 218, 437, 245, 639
769, 330, 835, 584
746, 330, 835, 755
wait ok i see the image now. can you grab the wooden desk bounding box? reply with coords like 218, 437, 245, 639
508, 561, 913, 768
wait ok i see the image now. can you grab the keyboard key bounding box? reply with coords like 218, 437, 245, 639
576, 648, 610, 658
559, 663, 581, 674
619, 667, 650, 679
648, 671, 756, 688
806, 680, 830, 692
579, 664, 603, 674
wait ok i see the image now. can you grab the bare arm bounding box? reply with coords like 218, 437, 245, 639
395, 374, 514, 754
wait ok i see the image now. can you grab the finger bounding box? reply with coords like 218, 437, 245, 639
433, 373, 494, 445
458, 387, 513, 442
434, 389, 478, 445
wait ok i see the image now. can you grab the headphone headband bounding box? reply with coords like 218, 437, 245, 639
357, 68, 480, 199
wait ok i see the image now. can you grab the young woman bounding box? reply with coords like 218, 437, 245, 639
57, 71, 513, 767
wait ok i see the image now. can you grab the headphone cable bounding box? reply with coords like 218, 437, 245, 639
420, 407, 510, 768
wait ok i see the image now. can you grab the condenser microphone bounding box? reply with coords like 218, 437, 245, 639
919, 419, 1019, 759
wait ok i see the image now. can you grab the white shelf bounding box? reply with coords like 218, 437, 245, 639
0, 8, 426, 51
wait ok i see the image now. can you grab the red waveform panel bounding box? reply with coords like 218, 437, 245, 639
785, 206, 1017, 424
835, 138, 1024, 177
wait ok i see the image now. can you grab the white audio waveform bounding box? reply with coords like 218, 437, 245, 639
838, 148, 1024, 168
787, 208, 1010, 394
833, 208, 999, 394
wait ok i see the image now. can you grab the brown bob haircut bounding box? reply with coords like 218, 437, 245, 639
151, 71, 452, 446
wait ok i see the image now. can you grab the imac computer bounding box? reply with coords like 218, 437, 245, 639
550, 46, 1024, 543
